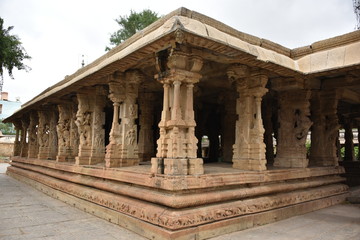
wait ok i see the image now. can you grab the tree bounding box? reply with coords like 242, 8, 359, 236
0, 119, 15, 135
354, 0, 360, 29
0, 17, 31, 90
106, 9, 160, 51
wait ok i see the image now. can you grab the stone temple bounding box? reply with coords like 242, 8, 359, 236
4, 8, 360, 239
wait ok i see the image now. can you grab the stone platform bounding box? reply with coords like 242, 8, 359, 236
6, 157, 349, 239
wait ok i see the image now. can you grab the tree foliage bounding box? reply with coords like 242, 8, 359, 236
0, 17, 31, 80
106, 9, 160, 51
354, 0, 360, 29
0, 120, 15, 135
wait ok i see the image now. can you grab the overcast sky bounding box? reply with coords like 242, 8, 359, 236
0, 0, 356, 104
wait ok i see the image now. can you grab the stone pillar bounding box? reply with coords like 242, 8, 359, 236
70, 102, 79, 160
105, 71, 141, 167
20, 118, 29, 157
227, 65, 268, 171
221, 93, 237, 163
56, 103, 72, 162
344, 119, 355, 162
138, 92, 155, 162
89, 86, 107, 165
37, 108, 58, 160
151, 51, 204, 175
105, 74, 125, 167
310, 90, 340, 166
27, 111, 39, 158
273, 88, 312, 168
48, 110, 58, 160
75, 91, 94, 165
13, 121, 21, 156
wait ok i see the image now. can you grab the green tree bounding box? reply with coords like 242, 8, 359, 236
0, 17, 31, 82
0, 119, 15, 135
106, 9, 160, 51
354, 0, 360, 29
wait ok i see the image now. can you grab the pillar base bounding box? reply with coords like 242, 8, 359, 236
105, 157, 139, 168
151, 158, 204, 175
274, 157, 309, 168
233, 158, 266, 171
310, 156, 339, 167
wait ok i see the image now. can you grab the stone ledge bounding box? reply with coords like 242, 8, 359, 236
7, 170, 348, 240
9, 161, 346, 208
7, 166, 349, 231
10, 157, 346, 191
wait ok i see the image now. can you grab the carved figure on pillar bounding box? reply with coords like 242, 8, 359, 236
105, 70, 141, 167
27, 111, 39, 158
89, 86, 107, 165
151, 48, 204, 175
13, 120, 22, 156
20, 117, 29, 157
227, 64, 268, 171
56, 103, 73, 162
75, 92, 94, 165
272, 78, 313, 168
310, 90, 340, 166
37, 108, 58, 160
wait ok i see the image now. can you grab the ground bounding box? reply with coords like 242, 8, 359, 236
0, 163, 359, 240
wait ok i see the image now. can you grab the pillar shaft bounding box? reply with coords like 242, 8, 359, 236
105, 71, 141, 168
37, 108, 58, 160
138, 92, 155, 162
274, 90, 312, 168
310, 90, 340, 166
56, 103, 74, 162
13, 121, 21, 156
27, 111, 39, 158
227, 65, 268, 171
20, 118, 29, 157
151, 51, 204, 175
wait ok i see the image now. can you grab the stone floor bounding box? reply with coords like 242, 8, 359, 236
1, 163, 359, 240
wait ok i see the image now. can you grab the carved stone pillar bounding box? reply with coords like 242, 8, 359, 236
151, 50, 204, 175
138, 92, 155, 162
13, 121, 22, 156
272, 83, 312, 168
37, 108, 58, 160
27, 111, 39, 158
37, 110, 49, 159
20, 118, 29, 157
344, 119, 355, 162
89, 86, 107, 165
105, 74, 125, 167
310, 90, 340, 166
227, 65, 268, 171
105, 71, 141, 167
75, 92, 94, 164
70, 102, 79, 160
56, 103, 72, 162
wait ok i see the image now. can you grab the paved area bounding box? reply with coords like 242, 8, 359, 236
1, 163, 359, 240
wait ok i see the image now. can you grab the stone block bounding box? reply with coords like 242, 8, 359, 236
188, 158, 204, 175
164, 158, 188, 175
151, 157, 164, 174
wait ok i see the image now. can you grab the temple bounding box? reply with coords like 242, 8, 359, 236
5, 8, 360, 239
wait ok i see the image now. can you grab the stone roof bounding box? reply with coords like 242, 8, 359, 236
7, 7, 360, 121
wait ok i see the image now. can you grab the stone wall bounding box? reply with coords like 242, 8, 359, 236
0, 142, 14, 157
